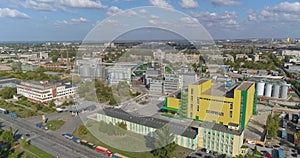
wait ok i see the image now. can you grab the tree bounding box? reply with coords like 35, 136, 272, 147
8, 152, 18, 158
49, 100, 56, 108
0, 130, 14, 144
0, 87, 17, 99
117, 122, 127, 130
266, 114, 279, 139
11, 62, 21, 72
20, 138, 29, 147
152, 125, 176, 158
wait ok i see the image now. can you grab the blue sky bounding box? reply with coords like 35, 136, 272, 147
0, 0, 300, 41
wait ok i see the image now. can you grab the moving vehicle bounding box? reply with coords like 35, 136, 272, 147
0, 108, 8, 114
95, 146, 112, 157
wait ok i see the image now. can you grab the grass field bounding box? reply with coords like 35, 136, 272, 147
0, 100, 38, 118
16, 144, 55, 158
46, 120, 65, 131
73, 121, 192, 158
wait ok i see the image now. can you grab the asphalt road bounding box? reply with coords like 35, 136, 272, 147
0, 114, 107, 158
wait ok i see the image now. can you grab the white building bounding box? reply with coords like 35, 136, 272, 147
164, 73, 180, 95
17, 81, 77, 103
107, 66, 132, 85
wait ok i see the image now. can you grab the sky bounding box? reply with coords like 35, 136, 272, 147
0, 0, 300, 41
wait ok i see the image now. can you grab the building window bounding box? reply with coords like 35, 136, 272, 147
197, 105, 199, 111
230, 111, 233, 118
191, 88, 194, 94
190, 104, 193, 109
191, 96, 193, 100
230, 103, 233, 109
190, 112, 193, 118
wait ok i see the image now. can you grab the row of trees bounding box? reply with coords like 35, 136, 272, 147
0, 69, 60, 81
266, 114, 280, 139
0, 127, 18, 158
0, 87, 16, 99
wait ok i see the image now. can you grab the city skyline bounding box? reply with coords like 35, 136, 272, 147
0, 0, 300, 41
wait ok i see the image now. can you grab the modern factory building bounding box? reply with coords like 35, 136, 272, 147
186, 79, 256, 129
161, 79, 257, 156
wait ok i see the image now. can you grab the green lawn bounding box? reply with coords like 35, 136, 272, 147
73, 121, 192, 158
16, 99, 55, 113
0, 100, 38, 118
16, 144, 55, 158
46, 120, 65, 131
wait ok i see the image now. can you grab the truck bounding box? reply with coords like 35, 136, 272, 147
95, 146, 112, 157
281, 129, 287, 139
10, 113, 17, 118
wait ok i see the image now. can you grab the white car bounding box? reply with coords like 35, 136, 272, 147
206, 150, 210, 154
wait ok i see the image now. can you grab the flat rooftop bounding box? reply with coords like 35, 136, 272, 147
19, 80, 72, 90
202, 82, 235, 98
191, 79, 209, 85
236, 82, 254, 91
200, 121, 243, 136
98, 108, 198, 139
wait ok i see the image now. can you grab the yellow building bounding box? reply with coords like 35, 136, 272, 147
161, 79, 257, 156
187, 79, 256, 129
197, 121, 244, 156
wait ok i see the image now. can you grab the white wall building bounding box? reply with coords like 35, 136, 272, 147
17, 81, 77, 103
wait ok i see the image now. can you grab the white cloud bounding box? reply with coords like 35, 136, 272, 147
106, 6, 137, 17
0, 8, 30, 18
191, 11, 239, 28
60, 0, 106, 9
148, 19, 169, 26
274, 2, 300, 12
248, 14, 257, 21
149, 0, 173, 9
54, 17, 88, 25
180, 0, 199, 9
71, 17, 88, 23
139, 8, 147, 13
37, 0, 55, 2
150, 15, 159, 19
18, 0, 55, 11
207, 0, 241, 6
106, 6, 122, 16
250, 2, 300, 23
179, 17, 199, 27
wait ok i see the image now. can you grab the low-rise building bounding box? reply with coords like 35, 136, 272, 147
17, 80, 77, 103
0, 78, 20, 88
97, 108, 198, 150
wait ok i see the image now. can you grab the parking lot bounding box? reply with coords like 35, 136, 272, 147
188, 148, 227, 158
